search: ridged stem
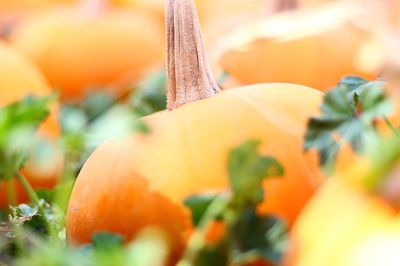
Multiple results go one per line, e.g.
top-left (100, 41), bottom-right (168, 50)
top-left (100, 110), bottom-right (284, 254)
top-left (166, 0), bottom-right (220, 110)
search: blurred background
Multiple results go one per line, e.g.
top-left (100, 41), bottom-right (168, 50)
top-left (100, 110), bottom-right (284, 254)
top-left (1, 1), bottom-right (400, 265)
top-left (0, 0), bottom-right (399, 100)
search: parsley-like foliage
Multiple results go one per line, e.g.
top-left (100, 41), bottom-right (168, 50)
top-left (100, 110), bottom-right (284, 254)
top-left (304, 76), bottom-right (392, 170)
top-left (0, 96), bottom-right (52, 180)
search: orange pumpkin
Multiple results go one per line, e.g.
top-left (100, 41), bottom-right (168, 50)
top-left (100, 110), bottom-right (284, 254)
top-left (10, 0), bottom-right (164, 101)
top-left (67, 0), bottom-right (323, 260)
top-left (286, 141), bottom-right (400, 266)
top-left (0, 40), bottom-right (61, 208)
top-left (217, 2), bottom-right (384, 91)
top-left (112, 0), bottom-right (279, 45)
top-left (0, 0), bottom-right (73, 38)
top-left (112, 0), bottom-right (275, 24)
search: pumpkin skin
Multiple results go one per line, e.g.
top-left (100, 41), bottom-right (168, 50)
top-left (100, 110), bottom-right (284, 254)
top-left (0, 40), bottom-right (61, 208)
top-left (218, 3), bottom-right (383, 91)
top-left (111, 0), bottom-right (277, 46)
top-left (67, 83), bottom-right (323, 251)
top-left (10, 5), bottom-right (164, 100)
top-left (66, 139), bottom-right (192, 264)
top-left (286, 157), bottom-right (400, 266)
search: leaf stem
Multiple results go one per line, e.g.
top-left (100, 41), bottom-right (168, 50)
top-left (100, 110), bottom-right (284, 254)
top-left (9, 221), bottom-right (24, 256)
top-left (177, 194), bottom-right (228, 266)
top-left (15, 172), bottom-right (59, 242)
top-left (383, 115), bottom-right (400, 137)
top-left (6, 179), bottom-right (16, 207)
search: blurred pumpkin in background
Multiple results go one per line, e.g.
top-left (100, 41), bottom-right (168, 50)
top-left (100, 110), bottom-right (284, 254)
top-left (0, 0), bottom-right (73, 38)
top-left (195, 0), bottom-right (276, 40)
top-left (0, 40), bottom-right (61, 208)
top-left (111, 0), bottom-right (279, 43)
top-left (10, 0), bottom-right (164, 101)
top-left (216, 2), bottom-right (385, 91)
top-left (286, 138), bottom-right (400, 266)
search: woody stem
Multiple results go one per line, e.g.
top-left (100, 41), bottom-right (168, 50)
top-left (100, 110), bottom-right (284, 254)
top-left (166, 0), bottom-right (220, 110)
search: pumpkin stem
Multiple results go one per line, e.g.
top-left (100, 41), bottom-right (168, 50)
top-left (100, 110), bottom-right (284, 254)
top-left (166, 0), bottom-right (220, 110)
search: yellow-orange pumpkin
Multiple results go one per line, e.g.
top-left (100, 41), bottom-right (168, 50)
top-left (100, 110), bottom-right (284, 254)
top-left (217, 2), bottom-right (384, 91)
top-left (0, 40), bottom-right (61, 208)
top-left (10, 0), bottom-right (164, 100)
top-left (67, 0), bottom-right (323, 261)
top-left (286, 145), bottom-right (400, 266)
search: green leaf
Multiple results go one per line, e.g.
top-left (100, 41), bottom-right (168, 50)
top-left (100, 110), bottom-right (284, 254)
top-left (132, 120), bottom-right (150, 134)
top-left (228, 140), bottom-right (284, 207)
top-left (81, 91), bottom-right (116, 121)
top-left (304, 76), bottom-right (392, 170)
top-left (131, 71), bottom-right (167, 117)
top-left (9, 201), bottom-right (56, 236)
top-left (10, 204), bottom-right (39, 223)
top-left (195, 241), bottom-right (229, 266)
top-left (0, 95), bottom-right (53, 180)
top-left (15, 243), bottom-right (92, 266)
top-left (0, 209), bottom-right (7, 221)
top-left (231, 208), bottom-right (288, 265)
top-left (92, 232), bottom-right (124, 250)
top-left (184, 194), bottom-right (220, 226)
top-left (35, 189), bottom-right (56, 204)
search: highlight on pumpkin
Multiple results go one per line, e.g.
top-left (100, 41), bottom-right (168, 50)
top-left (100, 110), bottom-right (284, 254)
top-left (0, 0), bottom-right (400, 265)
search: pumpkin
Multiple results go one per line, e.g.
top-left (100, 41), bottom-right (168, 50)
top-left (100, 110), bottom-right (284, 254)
top-left (0, 40), bottom-right (61, 208)
top-left (112, 0), bottom-right (278, 44)
top-left (217, 2), bottom-right (384, 91)
top-left (67, 0), bottom-right (323, 261)
top-left (10, 0), bottom-right (164, 101)
top-left (0, 0), bottom-right (73, 39)
top-left (286, 139), bottom-right (400, 266)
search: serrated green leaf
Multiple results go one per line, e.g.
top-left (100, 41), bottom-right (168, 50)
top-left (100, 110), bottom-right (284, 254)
top-left (338, 76), bottom-right (369, 92)
top-left (0, 96), bottom-right (53, 180)
top-left (304, 76), bottom-right (393, 170)
top-left (184, 194), bottom-right (220, 226)
top-left (231, 208), bottom-right (288, 265)
top-left (228, 140), bottom-right (284, 207)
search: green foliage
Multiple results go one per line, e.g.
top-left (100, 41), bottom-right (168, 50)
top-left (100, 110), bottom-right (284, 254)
top-left (195, 242), bottom-right (229, 266)
top-left (13, 230), bottom-right (169, 266)
top-left (0, 96), bottom-right (52, 180)
top-left (184, 194), bottom-right (220, 227)
top-left (228, 140), bottom-right (284, 208)
top-left (361, 136), bottom-right (400, 192)
top-left (131, 71), bottom-right (167, 116)
top-left (92, 232), bottom-right (124, 250)
top-left (80, 91), bottom-right (116, 122)
top-left (231, 209), bottom-right (288, 264)
top-left (9, 201), bottom-right (57, 237)
top-left (59, 91), bottom-right (150, 183)
top-left (183, 140), bottom-right (287, 266)
top-left (304, 76), bottom-right (392, 171)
